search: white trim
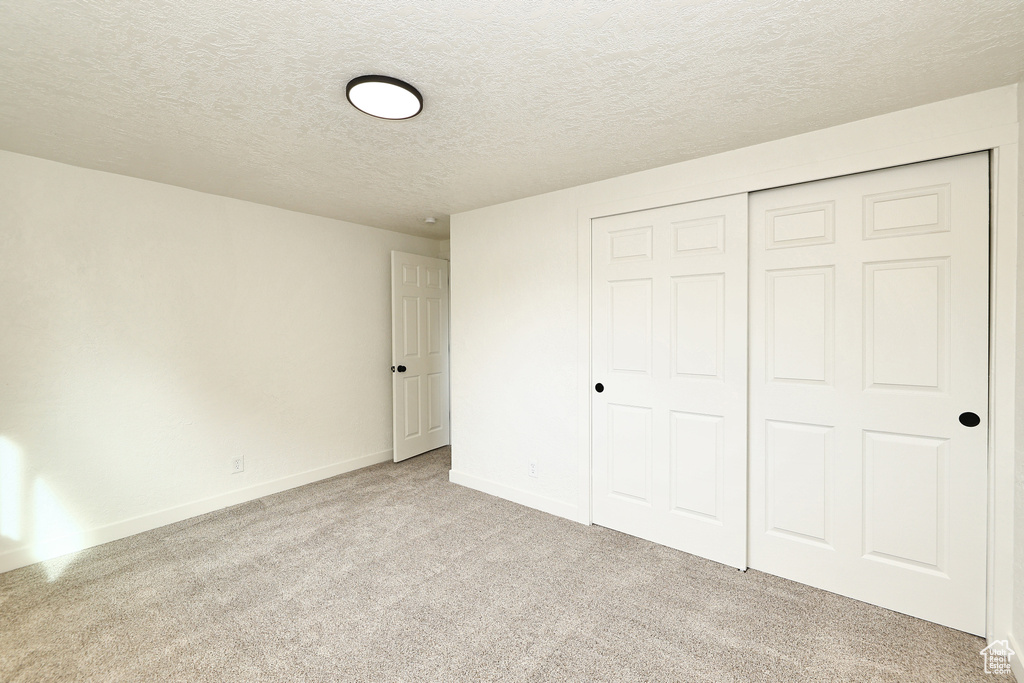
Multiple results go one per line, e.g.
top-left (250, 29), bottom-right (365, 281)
top-left (576, 203), bottom-right (592, 525)
top-left (987, 143), bottom-right (1018, 644)
top-left (575, 86), bottom-right (1017, 643)
top-left (0, 448), bottom-right (394, 575)
top-left (1006, 633), bottom-right (1024, 681)
top-left (449, 469), bottom-right (578, 521)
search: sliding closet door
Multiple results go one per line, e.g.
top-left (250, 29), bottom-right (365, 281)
top-left (748, 153), bottom-right (989, 634)
top-left (591, 194), bottom-right (748, 569)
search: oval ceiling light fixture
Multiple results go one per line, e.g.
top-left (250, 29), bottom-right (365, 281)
top-left (346, 75), bottom-right (423, 120)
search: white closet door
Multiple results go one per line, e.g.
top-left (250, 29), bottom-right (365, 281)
top-left (592, 194), bottom-right (748, 569)
top-left (748, 153), bottom-right (989, 635)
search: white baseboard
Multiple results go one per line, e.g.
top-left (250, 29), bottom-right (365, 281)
top-left (448, 469), bottom-right (577, 521)
top-left (1006, 633), bottom-right (1023, 681)
top-left (0, 449), bottom-right (393, 575)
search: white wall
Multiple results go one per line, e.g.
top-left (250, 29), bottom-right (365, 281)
top-left (1014, 77), bottom-right (1024, 678)
top-left (449, 190), bottom-right (581, 517)
top-left (0, 150), bottom-right (440, 573)
top-left (450, 85), bottom-right (1019, 641)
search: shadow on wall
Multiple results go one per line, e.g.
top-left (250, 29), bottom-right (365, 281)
top-left (0, 436), bottom-right (83, 581)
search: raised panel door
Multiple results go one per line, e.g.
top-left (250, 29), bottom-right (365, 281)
top-left (392, 252), bottom-right (450, 462)
top-left (592, 194), bottom-right (748, 569)
top-left (748, 152), bottom-right (988, 635)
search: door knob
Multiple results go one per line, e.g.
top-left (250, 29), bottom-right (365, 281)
top-left (958, 412), bottom-right (980, 427)
top-left (397, 365), bottom-right (407, 373)
top-left (391, 366), bottom-right (396, 373)
top-left (595, 383), bottom-right (604, 393)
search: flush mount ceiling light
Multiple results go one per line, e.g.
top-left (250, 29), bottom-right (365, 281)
top-left (346, 75), bottom-right (423, 120)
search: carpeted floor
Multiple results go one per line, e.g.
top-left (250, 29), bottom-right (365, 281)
top-left (0, 447), bottom-right (996, 682)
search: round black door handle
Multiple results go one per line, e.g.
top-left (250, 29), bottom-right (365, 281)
top-left (959, 412), bottom-right (980, 427)
top-left (595, 383), bottom-right (604, 393)
top-left (397, 365), bottom-right (407, 373)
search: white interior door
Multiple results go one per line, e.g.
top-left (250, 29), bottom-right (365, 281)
top-left (748, 152), bottom-right (989, 634)
top-left (392, 251), bottom-right (449, 462)
top-left (591, 194), bottom-right (748, 569)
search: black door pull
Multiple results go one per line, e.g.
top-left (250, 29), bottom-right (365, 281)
top-left (595, 383), bottom-right (604, 393)
top-left (959, 412), bottom-right (980, 427)
top-left (397, 365), bottom-right (407, 373)
top-left (391, 366), bottom-right (396, 372)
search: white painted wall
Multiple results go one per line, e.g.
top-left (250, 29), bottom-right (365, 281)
top-left (449, 189), bottom-right (581, 518)
top-left (450, 85), bottom-right (1019, 643)
top-left (1013, 78), bottom-right (1024, 680)
top-left (0, 150), bottom-right (441, 573)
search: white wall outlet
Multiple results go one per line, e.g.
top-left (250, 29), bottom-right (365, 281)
top-left (528, 460), bottom-right (538, 478)
top-left (231, 456), bottom-right (244, 474)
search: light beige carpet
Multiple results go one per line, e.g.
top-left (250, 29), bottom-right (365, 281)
top-left (0, 447), bottom-right (996, 682)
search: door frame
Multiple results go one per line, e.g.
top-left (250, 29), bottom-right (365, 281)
top-left (575, 95), bottom-right (1018, 644)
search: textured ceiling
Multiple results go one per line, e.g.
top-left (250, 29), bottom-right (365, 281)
top-left (1, 0), bottom-right (1022, 238)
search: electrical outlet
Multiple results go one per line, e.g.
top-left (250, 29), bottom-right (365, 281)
top-left (528, 461), bottom-right (538, 478)
top-left (231, 456), bottom-right (244, 474)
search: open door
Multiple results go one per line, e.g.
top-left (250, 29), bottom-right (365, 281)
top-left (391, 251), bottom-right (450, 462)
